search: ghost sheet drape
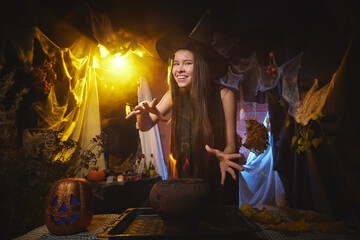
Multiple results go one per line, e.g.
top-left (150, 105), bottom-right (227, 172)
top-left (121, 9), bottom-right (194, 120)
top-left (137, 76), bottom-right (168, 179)
top-left (239, 112), bottom-right (285, 207)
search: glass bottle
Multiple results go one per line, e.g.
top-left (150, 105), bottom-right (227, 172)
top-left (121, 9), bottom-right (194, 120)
top-left (149, 154), bottom-right (155, 178)
top-left (142, 154), bottom-right (148, 178)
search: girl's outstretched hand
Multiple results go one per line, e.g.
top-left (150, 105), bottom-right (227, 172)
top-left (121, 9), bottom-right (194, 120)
top-left (205, 145), bottom-right (244, 185)
top-left (125, 98), bottom-right (169, 122)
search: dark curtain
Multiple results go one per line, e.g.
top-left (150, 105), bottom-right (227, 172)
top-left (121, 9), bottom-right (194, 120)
top-left (268, 2), bottom-right (360, 230)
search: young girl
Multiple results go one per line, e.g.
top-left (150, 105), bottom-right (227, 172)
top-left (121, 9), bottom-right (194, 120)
top-left (126, 35), bottom-right (244, 205)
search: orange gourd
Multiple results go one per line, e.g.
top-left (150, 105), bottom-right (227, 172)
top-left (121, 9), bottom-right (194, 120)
top-left (87, 167), bottom-right (106, 182)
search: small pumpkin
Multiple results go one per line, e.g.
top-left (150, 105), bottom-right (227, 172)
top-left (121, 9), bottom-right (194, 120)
top-left (87, 167), bottom-right (106, 182)
top-left (44, 178), bottom-right (94, 235)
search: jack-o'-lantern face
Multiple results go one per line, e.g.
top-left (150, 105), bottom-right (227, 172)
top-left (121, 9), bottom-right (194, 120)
top-left (50, 194), bottom-right (81, 225)
top-left (44, 178), bottom-right (94, 236)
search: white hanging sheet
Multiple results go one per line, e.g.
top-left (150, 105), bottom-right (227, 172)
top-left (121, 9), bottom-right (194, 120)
top-left (137, 76), bottom-right (168, 179)
top-left (239, 112), bottom-right (285, 208)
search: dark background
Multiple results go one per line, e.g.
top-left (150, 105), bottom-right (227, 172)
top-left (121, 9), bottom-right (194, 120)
top-left (2, 0), bottom-right (358, 85)
top-left (2, 0), bottom-right (356, 58)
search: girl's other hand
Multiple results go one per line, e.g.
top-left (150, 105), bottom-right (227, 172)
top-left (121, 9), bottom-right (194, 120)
top-left (205, 145), bottom-right (244, 185)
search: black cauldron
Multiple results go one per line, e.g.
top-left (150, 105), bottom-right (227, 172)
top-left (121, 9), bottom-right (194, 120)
top-left (149, 178), bottom-right (209, 232)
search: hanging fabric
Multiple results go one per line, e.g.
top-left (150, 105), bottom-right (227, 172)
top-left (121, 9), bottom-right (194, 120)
top-left (137, 76), bottom-right (168, 179)
top-left (294, 77), bottom-right (334, 126)
top-left (239, 112), bottom-right (285, 208)
top-left (4, 26), bottom-right (106, 176)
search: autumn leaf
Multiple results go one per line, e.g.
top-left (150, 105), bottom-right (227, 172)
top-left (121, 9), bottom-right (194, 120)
top-left (312, 137), bottom-right (323, 148)
top-left (310, 112), bottom-right (325, 121)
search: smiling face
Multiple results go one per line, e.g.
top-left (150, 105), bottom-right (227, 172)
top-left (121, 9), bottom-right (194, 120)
top-left (172, 49), bottom-right (194, 89)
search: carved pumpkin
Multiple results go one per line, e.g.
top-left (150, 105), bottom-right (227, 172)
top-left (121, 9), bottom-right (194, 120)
top-left (44, 178), bottom-right (94, 235)
top-left (87, 168), bottom-right (106, 182)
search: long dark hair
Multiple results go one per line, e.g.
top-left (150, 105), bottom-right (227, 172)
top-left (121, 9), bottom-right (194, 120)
top-left (169, 49), bottom-right (218, 178)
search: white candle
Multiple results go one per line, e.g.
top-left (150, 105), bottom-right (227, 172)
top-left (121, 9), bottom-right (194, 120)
top-left (117, 175), bottom-right (124, 182)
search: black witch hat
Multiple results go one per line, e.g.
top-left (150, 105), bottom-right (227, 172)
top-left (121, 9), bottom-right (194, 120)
top-left (156, 34), bottom-right (228, 79)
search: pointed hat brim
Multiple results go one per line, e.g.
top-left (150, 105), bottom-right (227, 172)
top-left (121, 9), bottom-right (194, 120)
top-left (156, 34), bottom-right (228, 79)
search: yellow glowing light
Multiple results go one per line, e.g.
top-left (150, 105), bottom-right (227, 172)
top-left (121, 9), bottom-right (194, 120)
top-left (93, 45), bottom-right (147, 94)
top-left (113, 52), bottom-right (130, 67)
top-left (98, 44), bottom-right (110, 58)
top-left (125, 105), bottom-right (131, 115)
top-left (131, 49), bottom-right (144, 58)
top-left (114, 56), bottom-right (125, 66)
